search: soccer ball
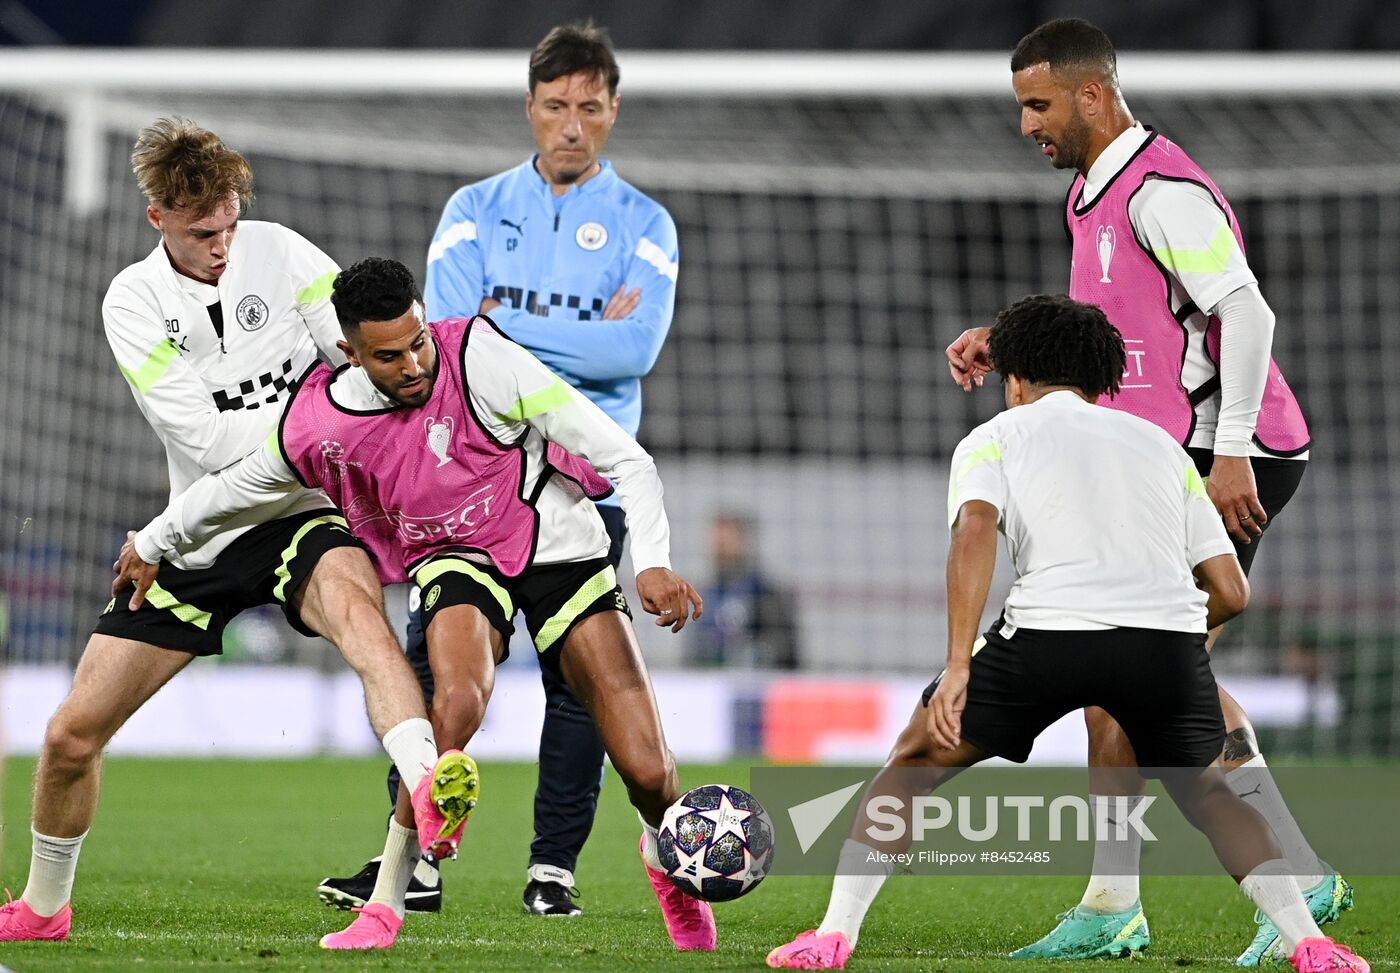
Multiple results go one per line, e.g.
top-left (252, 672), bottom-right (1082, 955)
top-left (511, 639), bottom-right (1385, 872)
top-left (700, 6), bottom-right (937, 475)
top-left (657, 783), bottom-right (774, 902)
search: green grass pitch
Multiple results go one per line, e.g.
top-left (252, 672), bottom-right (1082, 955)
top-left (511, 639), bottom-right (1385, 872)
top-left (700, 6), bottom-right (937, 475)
top-left (0, 757), bottom-right (1395, 971)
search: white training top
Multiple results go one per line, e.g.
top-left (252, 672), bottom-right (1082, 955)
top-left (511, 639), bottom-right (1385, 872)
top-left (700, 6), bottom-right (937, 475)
top-left (948, 391), bottom-right (1236, 633)
top-left (104, 221), bottom-right (344, 568)
top-left (1083, 123), bottom-right (1304, 459)
top-left (135, 325), bottom-right (672, 573)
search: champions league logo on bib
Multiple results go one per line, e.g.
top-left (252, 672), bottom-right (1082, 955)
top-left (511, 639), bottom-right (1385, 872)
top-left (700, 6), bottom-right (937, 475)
top-left (575, 222), bottom-right (608, 251)
top-left (237, 294), bottom-right (270, 331)
top-left (1096, 225), bottom-right (1116, 283)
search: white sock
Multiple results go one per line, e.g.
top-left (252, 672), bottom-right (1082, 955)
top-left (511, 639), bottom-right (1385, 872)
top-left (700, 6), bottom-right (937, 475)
top-left (1240, 859), bottom-right (1323, 954)
top-left (1079, 794), bottom-right (1144, 914)
top-left (367, 819), bottom-right (420, 919)
top-left (815, 840), bottom-right (894, 948)
top-left (1227, 756), bottom-right (1326, 889)
top-left (639, 816), bottom-right (663, 871)
top-left (22, 829), bottom-right (87, 916)
top-left (382, 718), bottom-right (438, 796)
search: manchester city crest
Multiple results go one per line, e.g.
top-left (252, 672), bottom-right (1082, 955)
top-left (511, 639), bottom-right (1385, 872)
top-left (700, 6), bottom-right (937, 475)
top-left (575, 222), bottom-right (608, 251)
top-left (236, 294), bottom-right (270, 331)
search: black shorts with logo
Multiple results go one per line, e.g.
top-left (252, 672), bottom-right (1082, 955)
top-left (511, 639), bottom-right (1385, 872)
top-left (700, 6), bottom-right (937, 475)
top-left (412, 554), bottom-right (630, 676)
top-left (94, 509), bottom-right (363, 656)
top-left (1186, 449), bottom-right (1306, 576)
top-left (921, 620), bottom-right (1224, 772)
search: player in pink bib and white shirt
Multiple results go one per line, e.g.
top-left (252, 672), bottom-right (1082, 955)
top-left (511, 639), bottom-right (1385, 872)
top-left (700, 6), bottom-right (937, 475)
top-left (117, 257), bottom-right (715, 954)
top-left (945, 19), bottom-right (1351, 968)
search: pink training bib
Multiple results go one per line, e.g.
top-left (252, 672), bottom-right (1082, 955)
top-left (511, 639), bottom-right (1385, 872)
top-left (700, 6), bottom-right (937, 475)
top-left (280, 316), bottom-right (613, 582)
top-left (1067, 131), bottom-right (1309, 455)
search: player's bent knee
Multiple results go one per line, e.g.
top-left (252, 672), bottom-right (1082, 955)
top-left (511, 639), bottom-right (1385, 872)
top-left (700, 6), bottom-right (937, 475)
top-left (42, 711), bottom-right (104, 772)
top-left (615, 749), bottom-right (676, 800)
top-left (431, 681), bottom-right (488, 742)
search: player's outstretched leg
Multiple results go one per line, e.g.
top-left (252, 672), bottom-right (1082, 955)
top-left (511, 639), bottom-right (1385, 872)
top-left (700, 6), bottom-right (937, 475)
top-left (1011, 708), bottom-right (1152, 961)
top-left (320, 602), bottom-right (498, 950)
top-left (556, 610), bottom-right (716, 952)
top-left (1, 634), bottom-right (194, 943)
top-left (768, 702), bottom-right (983, 970)
top-left (317, 602), bottom-right (444, 913)
top-left (1159, 768), bottom-right (1368, 973)
top-left (1218, 696), bottom-right (1353, 966)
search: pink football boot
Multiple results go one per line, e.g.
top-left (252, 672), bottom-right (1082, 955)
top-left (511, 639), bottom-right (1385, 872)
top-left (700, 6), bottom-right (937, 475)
top-left (319, 903), bottom-right (403, 950)
top-left (1290, 936), bottom-right (1369, 973)
top-left (0, 896), bottom-right (71, 941)
top-left (410, 750), bottom-right (480, 860)
top-left (639, 834), bottom-right (716, 951)
top-left (767, 929), bottom-right (854, 970)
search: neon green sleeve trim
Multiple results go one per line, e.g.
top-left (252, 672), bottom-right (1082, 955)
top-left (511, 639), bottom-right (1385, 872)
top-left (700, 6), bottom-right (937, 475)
top-left (1153, 221), bottom-right (1238, 275)
top-left (296, 271), bottom-right (338, 306)
top-left (119, 338), bottom-right (180, 396)
top-left (494, 378), bottom-right (574, 424)
top-left (1185, 463), bottom-right (1209, 500)
top-left (265, 429), bottom-right (287, 466)
top-left (948, 441), bottom-right (1003, 521)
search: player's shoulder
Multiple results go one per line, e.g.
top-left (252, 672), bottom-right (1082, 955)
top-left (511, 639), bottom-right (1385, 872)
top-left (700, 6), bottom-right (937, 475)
top-left (954, 412), bottom-right (1009, 457)
top-left (1132, 174), bottom-right (1221, 217)
top-left (238, 219), bottom-right (317, 255)
top-left (103, 244), bottom-right (167, 312)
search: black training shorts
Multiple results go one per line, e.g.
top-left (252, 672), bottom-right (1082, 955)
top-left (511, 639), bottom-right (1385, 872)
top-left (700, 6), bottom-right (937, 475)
top-left (922, 620), bottom-right (1224, 772)
top-left (412, 555), bottom-right (630, 675)
top-left (95, 509), bottom-right (363, 656)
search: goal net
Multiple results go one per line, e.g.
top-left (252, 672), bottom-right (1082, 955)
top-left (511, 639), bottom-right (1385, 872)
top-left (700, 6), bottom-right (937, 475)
top-left (1, 52), bottom-right (1397, 757)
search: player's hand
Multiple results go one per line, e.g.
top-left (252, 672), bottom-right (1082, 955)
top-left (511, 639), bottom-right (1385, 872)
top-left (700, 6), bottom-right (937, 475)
top-left (946, 327), bottom-right (993, 391)
top-left (927, 665), bottom-right (969, 750)
top-left (112, 531), bottom-right (159, 610)
top-left (602, 284), bottom-right (641, 320)
top-left (1208, 454), bottom-right (1266, 543)
top-left (477, 296), bottom-right (503, 315)
top-left (636, 567), bottom-right (703, 633)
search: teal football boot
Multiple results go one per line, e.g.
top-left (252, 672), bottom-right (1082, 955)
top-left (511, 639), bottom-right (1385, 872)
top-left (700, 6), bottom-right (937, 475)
top-left (1009, 903), bottom-right (1150, 960)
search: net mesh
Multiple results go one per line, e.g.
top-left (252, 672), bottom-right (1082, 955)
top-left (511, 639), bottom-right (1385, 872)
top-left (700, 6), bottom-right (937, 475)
top-left (2, 86), bottom-right (1398, 755)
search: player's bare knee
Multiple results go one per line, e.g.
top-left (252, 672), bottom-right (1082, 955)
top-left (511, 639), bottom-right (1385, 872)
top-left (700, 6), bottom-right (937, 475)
top-left (616, 748), bottom-right (675, 802)
top-left (431, 681), bottom-right (487, 744)
top-left (42, 710), bottom-right (103, 774)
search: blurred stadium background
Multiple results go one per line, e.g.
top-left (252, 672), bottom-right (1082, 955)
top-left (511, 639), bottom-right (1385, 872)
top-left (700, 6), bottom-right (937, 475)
top-left (1, 0), bottom-right (1398, 766)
